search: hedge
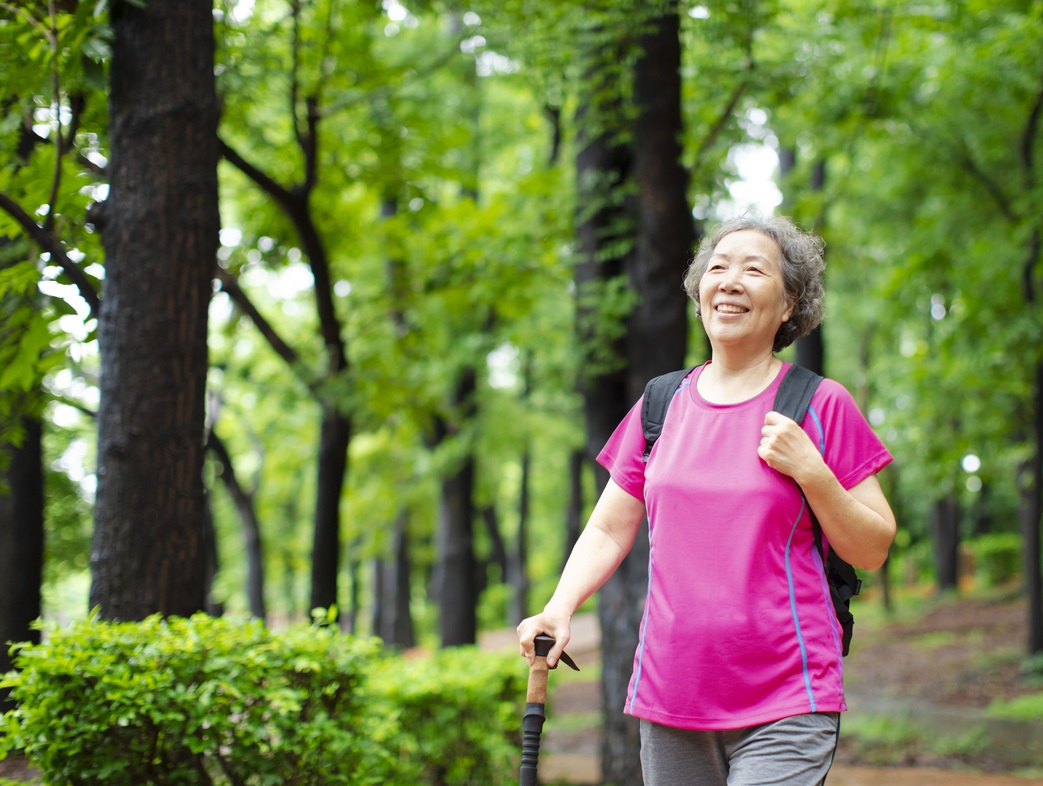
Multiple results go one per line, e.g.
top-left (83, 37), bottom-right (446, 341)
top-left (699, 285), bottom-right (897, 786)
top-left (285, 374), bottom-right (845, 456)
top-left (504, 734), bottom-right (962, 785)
top-left (0, 613), bottom-right (526, 785)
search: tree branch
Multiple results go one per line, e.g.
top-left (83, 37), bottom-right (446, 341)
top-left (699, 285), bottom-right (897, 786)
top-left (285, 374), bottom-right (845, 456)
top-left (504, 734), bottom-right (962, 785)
top-left (0, 2), bottom-right (49, 38)
top-left (691, 10), bottom-right (759, 178)
top-left (220, 137), bottom-right (346, 380)
top-left (213, 266), bottom-right (319, 395)
top-left (1021, 70), bottom-right (1043, 303)
top-left (691, 78), bottom-right (748, 177)
top-left (0, 190), bottom-right (101, 319)
top-left (302, 95), bottom-right (319, 194)
top-left (1021, 69), bottom-right (1043, 190)
top-left (218, 138), bottom-right (296, 213)
top-left (42, 0), bottom-right (62, 236)
top-left (950, 135), bottom-right (1015, 221)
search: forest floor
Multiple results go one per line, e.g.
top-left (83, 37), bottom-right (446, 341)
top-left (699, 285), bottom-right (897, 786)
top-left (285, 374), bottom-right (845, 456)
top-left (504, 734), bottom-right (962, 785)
top-left (500, 584), bottom-right (1043, 785)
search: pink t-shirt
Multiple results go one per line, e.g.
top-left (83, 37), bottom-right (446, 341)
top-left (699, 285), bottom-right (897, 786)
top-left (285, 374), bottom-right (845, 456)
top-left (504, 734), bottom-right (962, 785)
top-left (597, 362), bottom-right (893, 731)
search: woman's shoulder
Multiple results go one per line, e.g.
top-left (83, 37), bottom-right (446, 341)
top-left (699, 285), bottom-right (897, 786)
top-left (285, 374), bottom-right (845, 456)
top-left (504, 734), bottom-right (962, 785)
top-left (810, 374), bottom-right (877, 426)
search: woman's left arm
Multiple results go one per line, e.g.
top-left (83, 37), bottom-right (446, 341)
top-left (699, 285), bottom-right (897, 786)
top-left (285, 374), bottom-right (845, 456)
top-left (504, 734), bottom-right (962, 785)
top-left (759, 411), bottom-right (897, 570)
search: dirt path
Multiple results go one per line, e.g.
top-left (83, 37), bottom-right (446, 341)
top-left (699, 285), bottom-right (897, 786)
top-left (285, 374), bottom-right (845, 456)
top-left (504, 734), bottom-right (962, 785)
top-left (538, 757), bottom-right (1043, 785)
top-left (488, 597), bottom-right (1043, 785)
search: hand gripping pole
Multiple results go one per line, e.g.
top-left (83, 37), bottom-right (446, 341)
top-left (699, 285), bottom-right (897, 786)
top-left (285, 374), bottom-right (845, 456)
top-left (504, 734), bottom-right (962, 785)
top-left (519, 634), bottom-right (579, 786)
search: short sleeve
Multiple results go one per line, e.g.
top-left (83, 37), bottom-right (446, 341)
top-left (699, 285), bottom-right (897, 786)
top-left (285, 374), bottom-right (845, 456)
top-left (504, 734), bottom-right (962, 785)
top-left (596, 398), bottom-right (649, 502)
top-left (808, 378), bottom-right (893, 490)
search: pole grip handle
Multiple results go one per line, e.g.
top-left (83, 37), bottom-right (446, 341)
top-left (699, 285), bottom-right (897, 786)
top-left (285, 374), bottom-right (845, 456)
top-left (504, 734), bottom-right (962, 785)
top-left (525, 653), bottom-right (550, 704)
top-left (518, 702), bottom-right (546, 786)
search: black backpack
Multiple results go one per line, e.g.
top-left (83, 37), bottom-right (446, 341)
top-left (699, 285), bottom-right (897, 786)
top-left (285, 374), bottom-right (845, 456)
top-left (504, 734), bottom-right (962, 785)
top-left (640, 364), bottom-right (862, 657)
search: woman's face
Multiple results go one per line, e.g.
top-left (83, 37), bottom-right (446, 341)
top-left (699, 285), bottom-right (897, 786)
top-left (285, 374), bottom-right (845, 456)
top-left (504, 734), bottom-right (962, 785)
top-left (698, 230), bottom-right (793, 353)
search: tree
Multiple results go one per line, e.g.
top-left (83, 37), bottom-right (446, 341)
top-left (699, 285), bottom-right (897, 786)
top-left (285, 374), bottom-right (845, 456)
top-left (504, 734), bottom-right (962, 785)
top-left (572, 3), bottom-right (692, 780)
top-left (0, 1), bottom-right (108, 649)
top-left (89, 0), bottom-right (219, 618)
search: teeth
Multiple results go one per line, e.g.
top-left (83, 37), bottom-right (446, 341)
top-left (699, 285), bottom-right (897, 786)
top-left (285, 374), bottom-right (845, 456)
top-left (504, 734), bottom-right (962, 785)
top-left (716, 304), bottom-right (747, 314)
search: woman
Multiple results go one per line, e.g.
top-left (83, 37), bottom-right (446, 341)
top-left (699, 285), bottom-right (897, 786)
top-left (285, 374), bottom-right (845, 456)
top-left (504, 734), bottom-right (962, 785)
top-left (517, 214), bottom-right (896, 785)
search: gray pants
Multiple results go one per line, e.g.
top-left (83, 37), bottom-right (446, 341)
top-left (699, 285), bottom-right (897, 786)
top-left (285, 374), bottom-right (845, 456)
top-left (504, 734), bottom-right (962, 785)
top-left (639, 713), bottom-right (840, 786)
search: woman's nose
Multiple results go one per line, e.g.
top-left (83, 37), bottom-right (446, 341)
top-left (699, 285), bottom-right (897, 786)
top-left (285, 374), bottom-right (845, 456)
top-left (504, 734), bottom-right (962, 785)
top-left (719, 271), bottom-right (742, 291)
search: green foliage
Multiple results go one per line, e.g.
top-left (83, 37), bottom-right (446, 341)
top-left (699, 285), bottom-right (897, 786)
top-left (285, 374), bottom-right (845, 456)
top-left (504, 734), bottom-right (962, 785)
top-left (988, 691), bottom-right (1043, 722)
top-left (2, 0), bottom-right (1041, 657)
top-left (0, 613), bottom-right (527, 786)
top-left (368, 647), bottom-right (525, 784)
top-left (841, 712), bottom-right (989, 765)
top-left (970, 533), bottom-right (1024, 588)
top-left (0, 614), bottom-right (384, 784)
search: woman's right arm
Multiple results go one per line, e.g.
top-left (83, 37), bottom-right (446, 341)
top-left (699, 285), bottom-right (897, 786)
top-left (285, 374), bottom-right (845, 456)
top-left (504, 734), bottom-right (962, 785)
top-left (516, 478), bottom-right (646, 668)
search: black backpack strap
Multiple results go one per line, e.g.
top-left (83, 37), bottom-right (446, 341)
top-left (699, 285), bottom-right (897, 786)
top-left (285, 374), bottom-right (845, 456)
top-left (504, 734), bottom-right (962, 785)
top-left (775, 364), bottom-right (863, 655)
top-left (772, 363), bottom-right (823, 424)
top-left (641, 367), bottom-right (696, 462)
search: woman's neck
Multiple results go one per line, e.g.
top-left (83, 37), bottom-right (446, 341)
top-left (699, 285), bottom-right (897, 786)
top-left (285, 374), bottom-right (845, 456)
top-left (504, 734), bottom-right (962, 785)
top-left (698, 351), bottom-right (782, 405)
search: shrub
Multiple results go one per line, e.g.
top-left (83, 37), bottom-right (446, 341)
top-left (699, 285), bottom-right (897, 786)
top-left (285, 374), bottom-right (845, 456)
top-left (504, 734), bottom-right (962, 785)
top-left (370, 647), bottom-right (524, 785)
top-left (0, 613), bottom-right (387, 785)
top-left (970, 533), bottom-right (1022, 588)
top-left (0, 614), bottom-right (526, 785)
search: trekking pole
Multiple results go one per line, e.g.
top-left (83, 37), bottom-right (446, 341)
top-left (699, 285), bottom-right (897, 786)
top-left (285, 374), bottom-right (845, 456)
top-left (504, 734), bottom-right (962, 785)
top-left (519, 634), bottom-right (579, 786)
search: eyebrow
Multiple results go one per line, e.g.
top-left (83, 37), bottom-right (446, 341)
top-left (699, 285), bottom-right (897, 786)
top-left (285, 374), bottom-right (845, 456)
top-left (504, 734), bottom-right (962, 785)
top-left (708, 251), bottom-right (775, 263)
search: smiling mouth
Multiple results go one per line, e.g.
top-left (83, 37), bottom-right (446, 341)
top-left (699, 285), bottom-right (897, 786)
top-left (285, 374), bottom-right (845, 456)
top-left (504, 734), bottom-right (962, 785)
top-left (715, 304), bottom-right (748, 314)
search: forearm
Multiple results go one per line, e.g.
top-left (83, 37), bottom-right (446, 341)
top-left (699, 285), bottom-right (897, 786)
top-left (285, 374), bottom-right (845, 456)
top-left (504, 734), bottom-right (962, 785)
top-left (798, 467), bottom-right (896, 570)
top-left (543, 516), bottom-right (638, 617)
top-left (517, 479), bottom-right (645, 666)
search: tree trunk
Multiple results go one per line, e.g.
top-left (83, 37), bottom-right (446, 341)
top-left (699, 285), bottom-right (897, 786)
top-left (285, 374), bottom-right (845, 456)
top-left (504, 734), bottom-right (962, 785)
top-left (434, 369), bottom-right (479, 647)
top-left (575, 134), bottom-right (634, 773)
top-left (931, 496), bottom-right (960, 593)
top-left (372, 511), bottom-right (415, 648)
top-left (91, 0), bottom-right (218, 620)
top-left (507, 452), bottom-right (531, 625)
top-left (435, 454), bottom-right (478, 646)
top-left (0, 417), bottom-right (44, 712)
top-left (1022, 361), bottom-right (1043, 654)
top-left (1021, 213), bottom-right (1042, 653)
top-left (795, 330), bottom-right (825, 374)
top-left (208, 431), bottom-right (266, 619)
top-left (309, 406), bottom-right (350, 614)
top-left (576, 6), bottom-right (691, 783)
top-left (507, 355), bottom-right (534, 623)
top-left (483, 504), bottom-right (509, 588)
top-left (625, 10), bottom-right (693, 392)
top-left (562, 449), bottom-right (585, 573)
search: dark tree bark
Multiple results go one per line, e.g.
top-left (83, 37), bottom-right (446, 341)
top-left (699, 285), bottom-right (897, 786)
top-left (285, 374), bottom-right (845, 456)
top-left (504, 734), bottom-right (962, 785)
top-left (575, 7), bottom-right (692, 783)
top-left (1022, 339), bottom-right (1043, 655)
top-left (778, 149), bottom-right (827, 375)
top-left (506, 354), bottom-right (535, 624)
top-left (481, 504), bottom-right (509, 588)
top-left (370, 194), bottom-right (416, 646)
top-left (507, 453), bottom-right (531, 625)
top-left (433, 369), bottom-right (479, 647)
top-left (624, 13), bottom-right (693, 393)
top-left (310, 405), bottom-right (350, 614)
top-left (1020, 142), bottom-right (1042, 653)
top-left (562, 449), bottom-right (585, 572)
top-left (433, 17), bottom-right (486, 647)
top-left (0, 417), bottom-right (44, 712)
top-left (372, 512), bottom-right (415, 648)
top-left (931, 496), bottom-right (961, 593)
top-left (90, 0), bottom-right (219, 619)
top-left (574, 109), bottom-right (634, 772)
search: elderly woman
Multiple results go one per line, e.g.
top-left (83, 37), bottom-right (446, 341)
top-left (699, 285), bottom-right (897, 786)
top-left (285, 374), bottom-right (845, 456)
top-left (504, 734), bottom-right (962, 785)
top-left (517, 214), bottom-right (896, 785)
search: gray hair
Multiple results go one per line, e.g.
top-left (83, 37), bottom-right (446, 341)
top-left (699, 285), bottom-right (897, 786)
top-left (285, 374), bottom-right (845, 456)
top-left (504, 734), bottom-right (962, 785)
top-left (683, 214), bottom-right (826, 352)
